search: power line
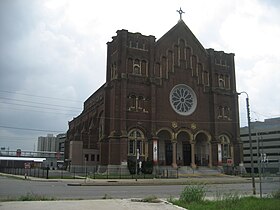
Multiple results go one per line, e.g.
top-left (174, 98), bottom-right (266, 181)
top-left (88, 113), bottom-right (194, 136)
top-left (0, 101), bottom-right (80, 112)
top-left (0, 106), bottom-right (79, 116)
top-left (0, 96), bottom-right (81, 110)
top-left (0, 90), bottom-right (83, 103)
top-left (0, 125), bottom-right (65, 133)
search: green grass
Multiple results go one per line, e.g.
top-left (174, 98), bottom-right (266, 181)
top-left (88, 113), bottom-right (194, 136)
top-left (0, 193), bottom-right (55, 202)
top-left (171, 197), bottom-right (280, 210)
top-left (170, 185), bottom-right (280, 210)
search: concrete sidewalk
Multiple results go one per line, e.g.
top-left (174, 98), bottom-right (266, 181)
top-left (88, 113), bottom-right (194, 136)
top-left (0, 172), bottom-right (252, 186)
top-left (0, 199), bottom-right (184, 210)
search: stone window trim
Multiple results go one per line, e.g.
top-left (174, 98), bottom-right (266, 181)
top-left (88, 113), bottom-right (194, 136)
top-left (127, 94), bottom-right (148, 113)
top-left (217, 106), bottom-right (231, 120)
top-left (127, 129), bottom-right (145, 156)
top-left (219, 135), bottom-right (231, 159)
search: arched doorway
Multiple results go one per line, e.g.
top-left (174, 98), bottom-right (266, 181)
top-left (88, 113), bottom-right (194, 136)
top-left (177, 131), bottom-right (191, 166)
top-left (157, 130), bottom-right (172, 166)
top-left (195, 133), bottom-right (209, 166)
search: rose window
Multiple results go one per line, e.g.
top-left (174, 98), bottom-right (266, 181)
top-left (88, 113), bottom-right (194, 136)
top-left (169, 84), bottom-right (197, 116)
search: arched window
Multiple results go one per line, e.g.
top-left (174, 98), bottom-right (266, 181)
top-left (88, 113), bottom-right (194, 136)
top-left (203, 71), bottom-right (209, 86)
top-left (219, 135), bottom-right (231, 161)
top-left (218, 106), bottom-right (223, 119)
top-left (219, 74), bottom-right (225, 88)
top-left (128, 95), bottom-right (136, 111)
top-left (138, 96), bottom-right (144, 111)
top-left (133, 59), bottom-right (141, 74)
top-left (111, 62), bottom-right (117, 80)
top-left (225, 75), bottom-right (231, 89)
top-left (128, 129), bottom-right (145, 155)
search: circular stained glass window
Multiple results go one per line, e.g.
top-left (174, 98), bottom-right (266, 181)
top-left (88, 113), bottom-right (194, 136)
top-left (169, 84), bottom-right (197, 116)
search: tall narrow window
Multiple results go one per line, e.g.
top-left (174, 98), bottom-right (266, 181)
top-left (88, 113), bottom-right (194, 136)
top-left (162, 56), bottom-right (167, 78)
top-left (128, 129), bottom-right (144, 155)
top-left (186, 47), bottom-right (191, 69)
top-left (155, 62), bottom-right (161, 77)
top-left (218, 74), bottom-right (225, 88)
top-left (98, 117), bottom-right (104, 140)
top-left (218, 106), bottom-right (223, 119)
top-left (219, 135), bottom-right (231, 161)
top-left (138, 96), bottom-right (144, 111)
top-left (203, 71), bottom-right (209, 86)
top-left (133, 59), bottom-right (141, 74)
top-left (167, 50), bottom-right (173, 72)
top-left (191, 55), bottom-right (197, 76)
top-left (225, 75), bottom-right (231, 89)
top-left (141, 60), bottom-right (147, 76)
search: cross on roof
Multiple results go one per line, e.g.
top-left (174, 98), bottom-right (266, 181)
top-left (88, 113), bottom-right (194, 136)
top-left (177, 7), bottom-right (185, 21)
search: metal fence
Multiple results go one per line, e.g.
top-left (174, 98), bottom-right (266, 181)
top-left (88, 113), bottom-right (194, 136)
top-left (0, 166), bottom-right (179, 179)
top-left (0, 167), bottom-right (49, 179)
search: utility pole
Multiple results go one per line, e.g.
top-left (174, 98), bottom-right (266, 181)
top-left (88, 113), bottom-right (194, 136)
top-left (239, 91), bottom-right (256, 195)
top-left (134, 130), bottom-right (138, 181)
top-left (257, 133), bottom-right (262, 198)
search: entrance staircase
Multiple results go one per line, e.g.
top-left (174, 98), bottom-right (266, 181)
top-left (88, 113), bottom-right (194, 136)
top-left (178, 166), bottom-right (223, 176)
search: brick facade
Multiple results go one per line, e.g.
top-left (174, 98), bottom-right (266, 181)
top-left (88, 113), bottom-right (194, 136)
top-left (65, 20), bottom-right (243, 168)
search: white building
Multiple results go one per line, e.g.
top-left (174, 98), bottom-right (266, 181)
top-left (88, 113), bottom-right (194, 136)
top-left (240, 117), bottom-right (280, 174)
top-left (37, 134), bottom-right (56, 152)
top-left (37, 133), bottom-right (66, 169)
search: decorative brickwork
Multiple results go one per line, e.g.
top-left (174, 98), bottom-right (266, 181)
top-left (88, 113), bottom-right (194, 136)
top-left (65, 20), bottom-right (242, 168)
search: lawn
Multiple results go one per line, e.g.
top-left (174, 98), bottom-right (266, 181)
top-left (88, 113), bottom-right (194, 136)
top-left (171, 197), bottom-right (280, 210)
top-left (170, 185), bottom-right (280, 210)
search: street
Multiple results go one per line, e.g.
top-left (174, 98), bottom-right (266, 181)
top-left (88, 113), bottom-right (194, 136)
top-left (0, 176), bottom-right (279, 200)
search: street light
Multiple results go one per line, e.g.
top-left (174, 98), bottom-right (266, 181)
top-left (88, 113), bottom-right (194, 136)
top-left (134, 130), bottom-right (139, 181)
top-left (238, 91), bottom-right (256, 195)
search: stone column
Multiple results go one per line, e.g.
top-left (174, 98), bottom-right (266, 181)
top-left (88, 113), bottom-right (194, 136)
top-left (208, 143), bottom-right (212, 167)
top-left (172, 141), bottom-right (177, 168)
top-left (145, 141), bottom-right (149, 160)
top-left (191, 143), bottom-right (196, 168)
top-left (231, 145), bottom-right (234, 164)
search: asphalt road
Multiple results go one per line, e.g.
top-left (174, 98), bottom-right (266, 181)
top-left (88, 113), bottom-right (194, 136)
top-left (0, 176), bottom-right (279, 200)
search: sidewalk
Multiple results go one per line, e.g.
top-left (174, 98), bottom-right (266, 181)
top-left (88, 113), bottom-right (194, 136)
top-left (1, 172), bottom-right (252, 186)
top-left (71, 175), bottom-right (252, 186)
top-left (0, 199), bottom-right (184, 210)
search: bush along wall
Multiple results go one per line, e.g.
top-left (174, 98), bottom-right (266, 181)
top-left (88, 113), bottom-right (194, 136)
top-left (127, 157), bottom-right (153, 175)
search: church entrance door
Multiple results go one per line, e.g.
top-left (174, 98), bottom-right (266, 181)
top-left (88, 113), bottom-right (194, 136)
top-left (165, 142), bottom-right (173, 165)
top-left (195, 133), bottom-right (209, 166)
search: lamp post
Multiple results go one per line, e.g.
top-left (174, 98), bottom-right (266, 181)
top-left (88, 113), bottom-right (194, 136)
top-left (238, 91), bottom-right (256, 195)
top-left (134, 130), bottom-right (138, 181)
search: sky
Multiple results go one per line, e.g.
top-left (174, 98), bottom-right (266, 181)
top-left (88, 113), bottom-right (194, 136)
top-left (0, 0), bottom-right (280, 151)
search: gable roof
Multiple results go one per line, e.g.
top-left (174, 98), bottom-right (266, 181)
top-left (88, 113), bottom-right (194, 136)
top-left (156, 20), bottom-right (208, 55)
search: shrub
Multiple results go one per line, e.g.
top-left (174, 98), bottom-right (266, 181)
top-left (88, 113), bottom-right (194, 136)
top-left (18, 193), bottom-right (55, 201)
top-left (141, 160), bottom-right (153, 174)
top-left (271, 189), bottom-right (280, 199)
top-left (179, 185), bottom-right (205, 203)
top-left (127, 157), bottom-right (138, 175)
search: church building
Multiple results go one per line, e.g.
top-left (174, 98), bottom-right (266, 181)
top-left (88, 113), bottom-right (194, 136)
top-left (65, 13), bottom-right (243, 170)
